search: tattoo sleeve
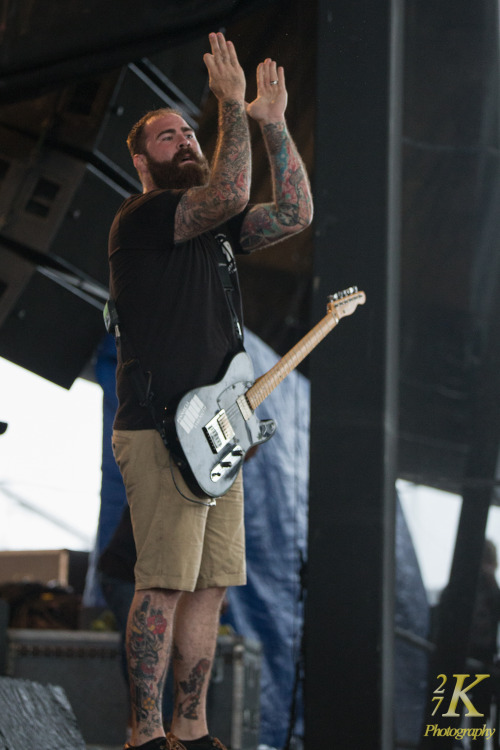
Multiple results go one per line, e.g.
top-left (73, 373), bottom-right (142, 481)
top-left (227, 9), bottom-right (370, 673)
top-left (240, 121), bottom-right (313, 252)
top-left (175, 99), bottom-right (251, 242)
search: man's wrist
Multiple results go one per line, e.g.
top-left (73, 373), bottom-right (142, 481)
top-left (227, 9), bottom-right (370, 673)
top-left (259, 115), bottom-right (286, 127)
top-left (218, 96), bottom-right (246, 107)
top-left (218, 98), bottom-right (247, 124)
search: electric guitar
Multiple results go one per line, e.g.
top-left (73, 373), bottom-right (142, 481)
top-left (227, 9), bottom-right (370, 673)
top-left (170, 287), bottom-right (366, 500)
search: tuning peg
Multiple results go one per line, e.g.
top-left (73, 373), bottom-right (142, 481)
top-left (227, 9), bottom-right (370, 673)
top-left (329, 286), bottom-right (359, 302)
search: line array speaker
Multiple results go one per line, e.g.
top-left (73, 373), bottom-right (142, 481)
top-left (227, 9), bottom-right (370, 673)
top-left (0, 44), bottom-right (207, 387)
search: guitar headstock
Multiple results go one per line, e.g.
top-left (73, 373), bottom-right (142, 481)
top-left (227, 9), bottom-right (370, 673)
top-left (327, 286), bottom-right (366, 318)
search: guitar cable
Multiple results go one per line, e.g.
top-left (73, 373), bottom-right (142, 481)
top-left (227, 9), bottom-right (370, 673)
top-left (168, 451), bottom-right (216, 508)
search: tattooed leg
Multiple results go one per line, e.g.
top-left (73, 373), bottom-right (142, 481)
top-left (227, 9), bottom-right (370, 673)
top-left (171, 586), bottom-right (226, 740)
top-left (126, 588), bottom-right (181, 745)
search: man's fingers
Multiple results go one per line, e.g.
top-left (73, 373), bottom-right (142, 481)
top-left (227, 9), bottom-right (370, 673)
top-left (209, 32), bottom-right (224, 57)
top-left (256, 59), bottom-right (283, 91)
top-left (226, 40), bottom-right (239, 66)
top-left (208, 32), bottom-right (238, 68)
top-left (204, 32), bottom-right (246, 102)
top-left (203, 52), bottom-right (216, 75)
top-left (256, 61), bottom-right (269, 89)
top-left (267, 60), bottom-right (278, 85)
top-left (204, 33), bottom-right (231, 76)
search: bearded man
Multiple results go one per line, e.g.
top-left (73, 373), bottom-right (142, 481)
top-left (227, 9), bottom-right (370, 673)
top-left (108, 31), bottom-right (313, 750)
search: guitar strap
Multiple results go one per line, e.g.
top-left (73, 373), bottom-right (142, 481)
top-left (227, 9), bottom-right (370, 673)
top-left (213, 232), bottom-right (244, 345)
top-left (103, 299), bottom-right (170, 448)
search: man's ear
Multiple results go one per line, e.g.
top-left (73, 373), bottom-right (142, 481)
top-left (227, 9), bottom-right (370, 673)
top-left (133, 153), bottom-right (146, 172)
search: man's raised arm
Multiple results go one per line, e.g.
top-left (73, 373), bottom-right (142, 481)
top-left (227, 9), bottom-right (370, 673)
top-left (174, 32), bottom-right (251, 242)
top-left (240, 58), bottom-right (313, 252)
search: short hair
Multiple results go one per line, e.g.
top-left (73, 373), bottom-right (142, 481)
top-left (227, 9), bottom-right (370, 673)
top-left (126, 107), bottom-right (185, 157)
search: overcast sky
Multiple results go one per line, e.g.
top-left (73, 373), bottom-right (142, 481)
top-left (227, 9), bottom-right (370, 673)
top-left (0, 356), bottom-right (103, 552)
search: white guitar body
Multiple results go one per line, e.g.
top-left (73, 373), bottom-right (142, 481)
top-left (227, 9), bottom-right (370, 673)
top-left (173, 352), bottom-right (276, 498)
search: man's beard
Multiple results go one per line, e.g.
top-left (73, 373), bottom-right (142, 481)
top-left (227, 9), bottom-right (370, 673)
top-left (145, 149), bottom-right (210, 190)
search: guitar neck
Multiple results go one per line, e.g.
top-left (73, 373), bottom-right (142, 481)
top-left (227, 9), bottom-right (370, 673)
top-left (245, 308), bottom-right (339, 411)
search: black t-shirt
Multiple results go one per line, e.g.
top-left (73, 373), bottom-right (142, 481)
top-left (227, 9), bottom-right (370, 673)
top-left (108, 188), bottom-right (249, 430)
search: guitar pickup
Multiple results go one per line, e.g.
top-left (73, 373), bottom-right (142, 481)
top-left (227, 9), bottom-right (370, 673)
top-left (203, 410), bottom-right (235, 454)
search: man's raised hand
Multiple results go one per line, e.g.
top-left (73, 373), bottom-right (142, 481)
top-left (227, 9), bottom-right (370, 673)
top-left (203, 32), bottom-right (246, 103)
top-left (246, 58), bottom-right (288, 125)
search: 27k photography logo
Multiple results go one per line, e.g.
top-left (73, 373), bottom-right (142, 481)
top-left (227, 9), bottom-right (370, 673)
top-left (424, 674), bottom-right (496, 742)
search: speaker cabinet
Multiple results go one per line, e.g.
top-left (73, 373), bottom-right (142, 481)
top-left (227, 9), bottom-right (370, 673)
top-left (0, 51), bottom-right (207, 387)
top-left (0, 675), bottom-right (86, 750)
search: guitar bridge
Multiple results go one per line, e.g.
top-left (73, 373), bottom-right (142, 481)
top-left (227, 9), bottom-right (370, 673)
top-left (203, 410), bottom-right (235, 454)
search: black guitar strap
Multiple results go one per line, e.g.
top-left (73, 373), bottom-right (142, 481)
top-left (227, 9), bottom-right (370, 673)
top-left (213, 232), bottom-right (244, 345)
top-left (103, 299), bottom-right (170, 448)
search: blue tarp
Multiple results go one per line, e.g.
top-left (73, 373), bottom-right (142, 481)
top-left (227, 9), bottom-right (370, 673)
top-left (86, 329), bottom-right (429, 749)
top-left (224, 328), bottom-right (310, 748)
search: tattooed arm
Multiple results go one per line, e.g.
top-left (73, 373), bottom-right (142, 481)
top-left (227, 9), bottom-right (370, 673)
top-left (240, 59), bottom-right (313, 252)
top-left (174, 32), bottom-right (251, 242)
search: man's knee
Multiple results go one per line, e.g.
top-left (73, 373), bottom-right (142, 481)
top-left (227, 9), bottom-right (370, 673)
top-left (191, 585), bottom-right (226, 605)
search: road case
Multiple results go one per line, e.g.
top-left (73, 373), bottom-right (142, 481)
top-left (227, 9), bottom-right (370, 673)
top-left (208, 634), bottom-right (262, 750)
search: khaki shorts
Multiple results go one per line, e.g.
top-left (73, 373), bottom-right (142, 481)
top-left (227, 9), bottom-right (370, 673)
top-left (112, 429), bottom-right (246, 592)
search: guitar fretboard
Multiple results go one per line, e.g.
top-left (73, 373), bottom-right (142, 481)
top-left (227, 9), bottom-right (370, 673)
top-left (245, 309), bottom-right (339, 411)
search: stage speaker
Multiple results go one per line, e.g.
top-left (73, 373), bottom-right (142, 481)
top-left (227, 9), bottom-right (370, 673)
top-left (0, 676), bottom-right (86, 750)
top-left (0, 264), bottom-right (106, 388)
top-left (6, 629), bottom-right (128, 746)
top-left (0, 119), bottom-right (124, 386)
top-left (0, 44), bottom-right (207, 388)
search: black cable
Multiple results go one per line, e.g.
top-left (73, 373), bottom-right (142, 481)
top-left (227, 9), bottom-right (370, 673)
top-left (168, 450), bottom-right (216, 508)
